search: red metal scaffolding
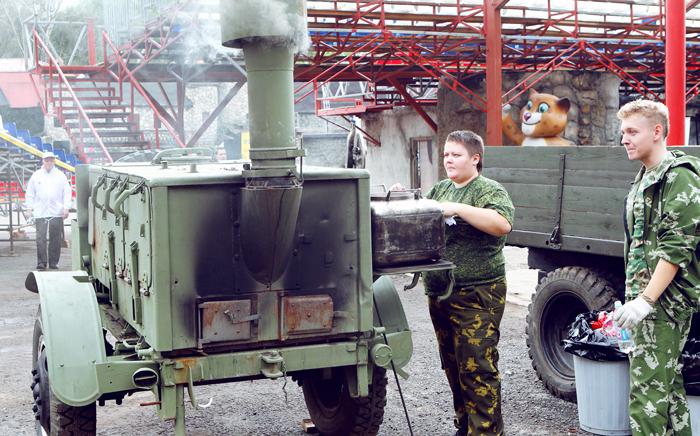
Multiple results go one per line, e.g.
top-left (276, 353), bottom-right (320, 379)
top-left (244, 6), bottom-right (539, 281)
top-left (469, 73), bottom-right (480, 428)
top-left (26, 0), bottom-right (700, 151)
top-left (297, 0), bottom-right (700, 144)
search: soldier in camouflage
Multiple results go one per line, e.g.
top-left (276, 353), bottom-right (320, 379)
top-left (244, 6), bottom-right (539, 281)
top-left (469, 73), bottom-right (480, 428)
top-left (615, 100), bottom-right (700, 436)
top-left (423, 130), bottom-right (514, 436)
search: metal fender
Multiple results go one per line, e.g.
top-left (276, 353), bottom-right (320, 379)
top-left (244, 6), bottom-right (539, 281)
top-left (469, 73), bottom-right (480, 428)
top-left (26, 270), bottom-right (106, 406)
top-left (371, 276), bottom-right (413, 371)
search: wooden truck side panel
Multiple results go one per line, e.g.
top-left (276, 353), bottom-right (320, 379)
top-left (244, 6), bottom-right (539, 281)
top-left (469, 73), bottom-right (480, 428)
top-left (482, 146), bottom-right (675, 257)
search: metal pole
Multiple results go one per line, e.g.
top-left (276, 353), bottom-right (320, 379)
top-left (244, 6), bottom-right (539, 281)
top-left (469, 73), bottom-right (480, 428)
top-left (87, 18), bottom-right (96, 65)
top-left (176, 80), bottom-right (186, 144)
top-left (174, 384), bottom-right (185, 436)
top-left (665, 0), bottom-right (686, 145)
top-left (7, 152), bottom-right (14, 255)
top-left (485, 0), bottom-right (506, 146)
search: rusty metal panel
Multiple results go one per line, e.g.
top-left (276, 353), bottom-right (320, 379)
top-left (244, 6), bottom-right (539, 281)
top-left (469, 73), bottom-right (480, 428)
top-left (281, 295), bottom-right (333, 337)
top-left (199, 300), bottom-right (254, 344)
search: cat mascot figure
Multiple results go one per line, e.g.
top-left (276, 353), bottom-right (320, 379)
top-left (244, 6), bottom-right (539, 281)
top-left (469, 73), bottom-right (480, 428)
top-left (502, 89), bottom-right (574, 146)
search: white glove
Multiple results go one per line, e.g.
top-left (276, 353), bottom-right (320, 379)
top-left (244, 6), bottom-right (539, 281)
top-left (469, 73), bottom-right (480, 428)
top-left (613, 297), bottom-right (653, 330)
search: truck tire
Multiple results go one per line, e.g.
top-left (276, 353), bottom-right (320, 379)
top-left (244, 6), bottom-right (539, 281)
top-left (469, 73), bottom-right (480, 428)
top-left (301, 367), bottom-right (388, 436)
top-left (31, 309), bottom-right (97, 435)
top-left (526, 266), bottom-right (617, 402)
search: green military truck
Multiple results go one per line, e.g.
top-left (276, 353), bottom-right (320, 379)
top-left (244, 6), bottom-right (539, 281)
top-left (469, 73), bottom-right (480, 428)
top-left (483, 145), bottom-right (699, 401)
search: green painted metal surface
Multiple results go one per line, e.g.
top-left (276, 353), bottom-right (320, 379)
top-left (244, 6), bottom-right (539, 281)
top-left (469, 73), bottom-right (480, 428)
top-left (243, 44), bottom-right (296, 158)
top-left (372, 276), bottom-right (412, 370)
top-left (29, 271), bottom-right (106, 407)
top-left (61, 157), bottom-right (410, 410)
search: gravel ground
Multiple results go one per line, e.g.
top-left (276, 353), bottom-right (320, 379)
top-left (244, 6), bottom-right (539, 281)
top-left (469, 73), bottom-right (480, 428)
top-left (0, 234), bottom-right (584, 435)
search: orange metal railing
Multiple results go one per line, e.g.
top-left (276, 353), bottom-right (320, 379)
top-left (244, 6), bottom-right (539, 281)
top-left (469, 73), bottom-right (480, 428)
top-left (32, 30), bottom-right (114, 163)
top-left (102, 31), bottom-right (187, 149)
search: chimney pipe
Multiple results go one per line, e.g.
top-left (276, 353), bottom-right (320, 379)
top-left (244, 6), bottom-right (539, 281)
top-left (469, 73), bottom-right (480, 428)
top-left (221, 0), bottom-right (307, 286)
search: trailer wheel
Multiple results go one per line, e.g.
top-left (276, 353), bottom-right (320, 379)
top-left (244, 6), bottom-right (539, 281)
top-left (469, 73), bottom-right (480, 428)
top-left (301, 367), bottom-right (387, 436)
top-left (526, 267), bottom-right (617, 402)
top-left (31, 308), bottom-right (97, 435)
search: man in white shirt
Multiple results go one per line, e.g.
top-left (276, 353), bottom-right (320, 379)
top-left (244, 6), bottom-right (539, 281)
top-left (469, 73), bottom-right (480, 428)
top-left (25, 151), bottom-right (71, 270)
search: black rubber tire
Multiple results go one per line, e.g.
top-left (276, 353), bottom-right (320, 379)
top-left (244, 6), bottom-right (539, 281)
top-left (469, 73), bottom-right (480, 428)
top-left (301, 367), bottom-right (388, 436)
top-left (49, 390), bottom-right (97, 436)
top-left (32, 308), bottom-right (97, 435)
top-left (525, 266), bottom-right (617, 402)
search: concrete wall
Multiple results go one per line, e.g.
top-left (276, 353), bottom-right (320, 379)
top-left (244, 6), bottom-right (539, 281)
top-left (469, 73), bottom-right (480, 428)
top-left (440, 72), bottom-right (621, 144)
top-left (437, 71), bottom-right (621, 177)
top-left (362, 107), bottom-right (438, 192)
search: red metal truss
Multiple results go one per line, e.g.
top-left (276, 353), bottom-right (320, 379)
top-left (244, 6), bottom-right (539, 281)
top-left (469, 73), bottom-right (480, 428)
top-left (298, 0), bottom-right (700, 129)
top-left (108, 1), bottom-right (194, 74)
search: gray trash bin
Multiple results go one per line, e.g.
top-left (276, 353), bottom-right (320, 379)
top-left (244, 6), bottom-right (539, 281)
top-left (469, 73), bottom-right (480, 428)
top-left (573, 355), bottom-right (631, 435)
top-left (688, 395), bottom-right (700, 435)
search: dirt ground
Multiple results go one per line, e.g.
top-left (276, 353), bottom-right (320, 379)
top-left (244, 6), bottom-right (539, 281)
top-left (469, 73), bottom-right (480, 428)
top-left (0, 232), bottom-right (585, 435)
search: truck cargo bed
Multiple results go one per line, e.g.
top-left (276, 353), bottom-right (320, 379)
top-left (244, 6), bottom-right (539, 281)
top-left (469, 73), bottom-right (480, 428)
top-left (483, 146), bottom-right (700, 258)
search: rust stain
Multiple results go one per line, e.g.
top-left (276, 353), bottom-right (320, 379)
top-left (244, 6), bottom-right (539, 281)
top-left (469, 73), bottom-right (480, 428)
top-left (201, 306), bottom-right (217, 329)
top-left (199, 300), bottom-right (253, 344)
top-left (139, 401), bottom-right (161, 407)
top-left (175, 357), bottom-right (198, 368)
top-left (282, 295), bottom-right (333, 335)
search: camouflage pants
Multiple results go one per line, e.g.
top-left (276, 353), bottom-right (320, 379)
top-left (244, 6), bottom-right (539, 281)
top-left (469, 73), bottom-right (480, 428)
top-left (629, 306), bottom-right (692, 436)
top-left (428, 281), bottom-right (506, 436)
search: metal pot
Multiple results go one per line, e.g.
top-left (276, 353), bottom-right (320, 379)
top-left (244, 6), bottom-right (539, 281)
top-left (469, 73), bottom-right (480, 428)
top-left (370, 197), bottom-right (445, 267)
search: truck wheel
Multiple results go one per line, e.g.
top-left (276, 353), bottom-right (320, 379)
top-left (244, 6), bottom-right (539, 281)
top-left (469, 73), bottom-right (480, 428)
top-left (525, 267), bottom-right (617, 402)
top-left (31, 309), bottom-right (97, 435)
top-left (301, 367), bottom-right (388, 436)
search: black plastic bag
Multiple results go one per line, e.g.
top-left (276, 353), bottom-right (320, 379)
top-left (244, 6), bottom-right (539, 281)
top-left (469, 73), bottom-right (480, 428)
top-left (563, 311), bottom-right (628, 362)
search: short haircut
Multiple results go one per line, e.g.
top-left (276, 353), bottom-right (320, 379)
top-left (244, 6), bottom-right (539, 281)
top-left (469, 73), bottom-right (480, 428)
top-left (446, 130), bottom-right (485, 173)
top-left (617, 99), bottom-right (669, 139)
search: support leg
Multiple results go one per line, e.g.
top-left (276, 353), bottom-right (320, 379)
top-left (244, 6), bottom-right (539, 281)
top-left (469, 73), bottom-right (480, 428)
top-left (174, 384), bottom-right (185, 436)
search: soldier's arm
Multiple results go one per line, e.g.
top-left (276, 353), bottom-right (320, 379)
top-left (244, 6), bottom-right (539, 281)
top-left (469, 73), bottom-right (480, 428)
top-left (641, 259), bottom-right (679, 303)
top-left (654, 167), bottom-right (700, 268)
top-left (644, 167), bottom-right (700, 302)
top-left (440, 187), bottom-right (513, 236)
top-left (440, 203), bottom-right (511, 236)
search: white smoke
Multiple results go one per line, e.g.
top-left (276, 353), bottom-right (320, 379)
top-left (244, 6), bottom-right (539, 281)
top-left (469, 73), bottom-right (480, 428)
top-left (226, 0), bottom-right (311, 54)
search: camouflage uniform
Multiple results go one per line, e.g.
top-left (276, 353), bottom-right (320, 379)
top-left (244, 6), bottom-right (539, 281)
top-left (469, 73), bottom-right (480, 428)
top-left (425, 176), bottom-right (514, 436)
top-left (624, 150), bottom-right (700, 436)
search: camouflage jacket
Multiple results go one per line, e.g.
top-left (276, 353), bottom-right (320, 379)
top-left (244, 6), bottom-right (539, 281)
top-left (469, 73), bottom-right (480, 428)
top-left (423, 176), bottom-right (514, 293)
top-left (624, 150), bottom-right (700, 319)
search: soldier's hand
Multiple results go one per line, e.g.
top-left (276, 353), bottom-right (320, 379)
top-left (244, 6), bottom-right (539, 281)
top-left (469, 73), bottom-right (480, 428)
top-left (440, 201), bottom-right (462, 218)
top-left (613, 297), bottom-right (653, 330)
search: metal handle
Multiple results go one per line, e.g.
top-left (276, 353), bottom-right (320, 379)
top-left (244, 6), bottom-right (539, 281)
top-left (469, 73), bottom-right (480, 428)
top-left (385, 188), bottom-right (421, 201)
top-left (113, 182), bottom-right (144, 218)
top-left (436, 269), bottom-right (455, 302)
top-left (105, 179), bottom-right (127, 214)
top-left (151, 147), bottom-right (214, 165)
top-left (90, 176), bottom-right (106, 210)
